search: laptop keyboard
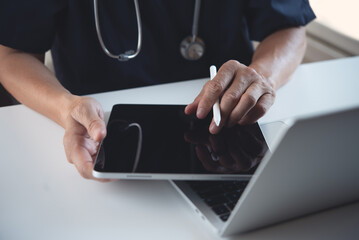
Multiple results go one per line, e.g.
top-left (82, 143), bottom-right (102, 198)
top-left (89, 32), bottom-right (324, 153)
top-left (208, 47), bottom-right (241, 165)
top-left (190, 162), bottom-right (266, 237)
top-left (187, 180), bottom-right (249, 222)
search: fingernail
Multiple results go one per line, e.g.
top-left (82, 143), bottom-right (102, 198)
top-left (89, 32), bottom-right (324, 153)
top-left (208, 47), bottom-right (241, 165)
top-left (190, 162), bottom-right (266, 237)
top-left (197, 108), bottom-right (206, 119)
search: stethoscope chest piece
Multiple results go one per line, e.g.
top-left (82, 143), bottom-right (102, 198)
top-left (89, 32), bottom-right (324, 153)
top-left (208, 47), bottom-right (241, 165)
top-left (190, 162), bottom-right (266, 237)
top-left (180, 36), bottom-right (205, 61)
top-left (94, 0), bottom-right (205, 62)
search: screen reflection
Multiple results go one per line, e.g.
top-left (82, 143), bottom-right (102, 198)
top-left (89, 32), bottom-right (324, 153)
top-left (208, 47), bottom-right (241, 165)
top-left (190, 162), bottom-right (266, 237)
top-left (184, 123), bottom-right (268, 174)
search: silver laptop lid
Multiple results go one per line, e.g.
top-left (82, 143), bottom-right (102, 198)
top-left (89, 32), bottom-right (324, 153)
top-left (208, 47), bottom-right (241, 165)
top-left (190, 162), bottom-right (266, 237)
top-left (222, 107), bottom-right (359, 236)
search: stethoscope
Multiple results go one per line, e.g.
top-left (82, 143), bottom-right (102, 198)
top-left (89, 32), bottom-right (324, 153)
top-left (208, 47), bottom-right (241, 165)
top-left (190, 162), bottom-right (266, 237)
top-left (93, 0), bottom-right (205, 61)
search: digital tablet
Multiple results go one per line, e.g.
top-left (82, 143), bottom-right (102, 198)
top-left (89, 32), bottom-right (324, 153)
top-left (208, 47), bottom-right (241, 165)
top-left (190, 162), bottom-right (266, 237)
top-left (93, 104), bottom-right (269, 180)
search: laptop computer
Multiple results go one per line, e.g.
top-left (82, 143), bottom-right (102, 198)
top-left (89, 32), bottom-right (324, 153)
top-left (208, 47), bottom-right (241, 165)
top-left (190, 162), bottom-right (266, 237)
top-left (171, 106), bottom-right (359, 236)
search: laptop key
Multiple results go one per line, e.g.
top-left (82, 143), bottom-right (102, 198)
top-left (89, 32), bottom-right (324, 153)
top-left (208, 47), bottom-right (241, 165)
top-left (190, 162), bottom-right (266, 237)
top-left (187, 181), bottom-right (245, 217)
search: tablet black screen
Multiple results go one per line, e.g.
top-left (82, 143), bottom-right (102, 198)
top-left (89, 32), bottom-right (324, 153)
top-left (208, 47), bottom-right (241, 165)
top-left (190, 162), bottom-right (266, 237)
top-left (94, 104), bottom-right (268, 175)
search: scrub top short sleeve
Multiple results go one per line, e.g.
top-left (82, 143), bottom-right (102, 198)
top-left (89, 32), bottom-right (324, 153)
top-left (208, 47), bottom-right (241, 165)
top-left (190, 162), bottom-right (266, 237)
top-left (246, 0), bottom-right (316, 41)
top-left (0, 0), bottom-right (65, 54)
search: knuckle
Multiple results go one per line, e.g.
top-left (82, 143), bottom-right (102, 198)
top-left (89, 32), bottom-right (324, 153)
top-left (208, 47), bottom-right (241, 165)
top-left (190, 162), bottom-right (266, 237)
top-left (259, 82), bottom-right (276, 98)
top-left (223, 91), bottom-right (240, 104)
top-left (255, 103), bottom-right (268, 116)
top-left (205, 81), bottom-right (223, 96)
top-left (255, 81), bottom-right (269, 93)
top-left (74, 100), bottom-right (87, 115)
top-left (268, 88), bottom-right (276, 98)
top-left (88, 119), bottom-right (100, 133)
top-left (267, 89), bottom-right (276, 101)
top-left (71, 104), bottom-right (83, 120)
top-left (243, 67), bottom-right (257, 78)
top-left (71, 97), bottom-right (92, 119)
top-left (243, 93), bottom-right (257, 106)
top-left (225, 60), bottom-right (241, 69)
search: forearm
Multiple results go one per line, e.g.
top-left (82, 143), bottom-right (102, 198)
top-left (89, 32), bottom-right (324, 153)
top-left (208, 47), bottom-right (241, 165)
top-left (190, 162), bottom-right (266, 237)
top-left (249, 27), bottom-right (307, 90)
top-left (0, 45), bottom-right (76, 127)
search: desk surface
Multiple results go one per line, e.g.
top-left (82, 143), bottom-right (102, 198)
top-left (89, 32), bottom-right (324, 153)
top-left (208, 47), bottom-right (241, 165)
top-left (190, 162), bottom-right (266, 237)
top-left (1, 57), bottom-right (359, 240)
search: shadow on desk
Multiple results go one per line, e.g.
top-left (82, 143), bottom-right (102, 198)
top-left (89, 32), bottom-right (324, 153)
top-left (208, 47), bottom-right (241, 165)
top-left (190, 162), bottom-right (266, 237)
top-left (227, 202), bottom-right (359, 240)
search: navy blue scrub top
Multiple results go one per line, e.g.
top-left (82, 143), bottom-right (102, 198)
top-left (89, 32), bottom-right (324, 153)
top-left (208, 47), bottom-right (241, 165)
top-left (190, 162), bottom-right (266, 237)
top-left (0, 0), bottom-right (315, 95)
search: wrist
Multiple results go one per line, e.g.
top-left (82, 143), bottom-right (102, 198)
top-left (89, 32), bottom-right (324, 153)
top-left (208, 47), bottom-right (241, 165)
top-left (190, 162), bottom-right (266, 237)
top-left (248, 63), bottom-right (276, 90)
top-left (59, 93), bottom-right (81, 128)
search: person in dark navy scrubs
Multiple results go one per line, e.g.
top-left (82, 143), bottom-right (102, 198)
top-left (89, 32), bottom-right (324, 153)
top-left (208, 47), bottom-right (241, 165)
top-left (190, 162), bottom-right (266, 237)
top-left (0, 0), bottom-right (315, 180)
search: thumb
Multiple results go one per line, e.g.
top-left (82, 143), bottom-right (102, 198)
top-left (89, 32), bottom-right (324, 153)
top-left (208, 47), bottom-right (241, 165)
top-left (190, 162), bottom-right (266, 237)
top-left (71, 99), bottom-right (107, 142)
top-left (86, 117), bottom-right (106, 142)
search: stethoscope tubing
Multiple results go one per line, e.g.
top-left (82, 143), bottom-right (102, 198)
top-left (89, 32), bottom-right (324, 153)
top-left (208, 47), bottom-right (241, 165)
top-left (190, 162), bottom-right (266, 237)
top-left (94, 0), bottom-right (204, 61)
top-left (192, 0), bottom-right (201, 42)
top-left (93, 0), bottom-right (142, 61)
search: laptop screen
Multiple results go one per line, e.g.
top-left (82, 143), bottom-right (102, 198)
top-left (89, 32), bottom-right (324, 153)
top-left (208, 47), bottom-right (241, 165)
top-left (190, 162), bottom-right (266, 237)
top-left (94, 104), bottom-right (269, 175)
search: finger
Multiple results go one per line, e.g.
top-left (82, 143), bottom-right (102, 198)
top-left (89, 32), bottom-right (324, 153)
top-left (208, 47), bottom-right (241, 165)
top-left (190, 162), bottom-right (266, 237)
top-left (185, 91), bottom-right (204, 115)
top-left (63, 120), bottom-right (85, 164)
top-left (227, 83), bottom-right (265, 127)
top-left (196, 61), bottom-right (239, 119)
top-left (238, 93), bottom-right (275, 125)
top-left (71, 99), bottom-right (106, 142)
top-left (63, 121), bottom-right (104, 180)
top-left (70, 142), bottom-right (112, 182)
top-left (209, 118), bottom-right (222, 134)
top-left (219, 66), bottom-right (255, 128)
top-left (63, 128), bottom-right (97, 160)
top-left (71, 144), bottom-right (95, 179)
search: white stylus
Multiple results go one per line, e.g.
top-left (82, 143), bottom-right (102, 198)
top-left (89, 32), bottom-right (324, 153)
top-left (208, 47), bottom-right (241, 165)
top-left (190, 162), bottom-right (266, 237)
top-left (210, 65), bottom-right (221, 126)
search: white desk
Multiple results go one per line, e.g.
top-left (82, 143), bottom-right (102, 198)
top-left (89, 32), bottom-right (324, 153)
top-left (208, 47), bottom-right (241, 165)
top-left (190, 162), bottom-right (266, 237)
top-left (1, 57), bottom-right (359, 240)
